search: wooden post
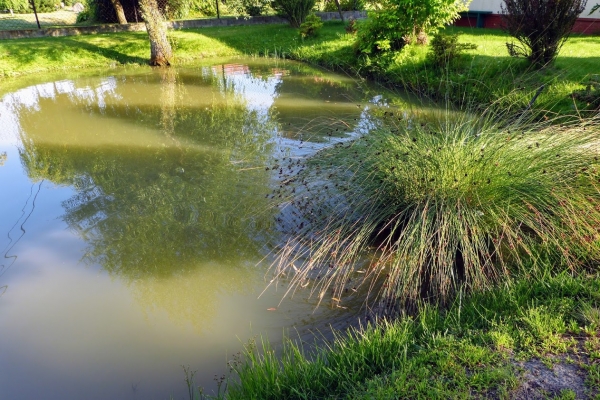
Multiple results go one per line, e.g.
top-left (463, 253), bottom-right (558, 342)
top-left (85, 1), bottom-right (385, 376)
top-left (29, 0), bottom-right (41, 29)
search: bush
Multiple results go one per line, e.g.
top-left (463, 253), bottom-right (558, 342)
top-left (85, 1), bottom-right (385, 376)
top-left (268, 111), bottom-right (600, 307)
top-left (322, 0), bottom-right (363, 11)
top-left (0, 0), bottom-right (30, 13)
top-left (227, 0), bottom-right (271, 16)
top-left (345, 16), bottom-right (357, 33)
top-left (354, 0), bottom-right (468, 56)
top-left (426, 32), bottom-right (477, 69)
top-left (32, 0), bottom-right (58, 13)
top-left (272, 0), bottom-right (315, 27)
top-left (76, 8), bottom-right (90, 21)
top-left (299, 12), bottom-right (323, 38)
top-left (572, 75), bottom-right (600, 111)
top-left (501, 0), bottom-right (587, 68)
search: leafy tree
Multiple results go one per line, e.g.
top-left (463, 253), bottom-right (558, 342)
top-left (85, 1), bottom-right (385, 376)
top-left (355, 0), bottom-right (469, 56)
top-left (502, 0), bottom-right (587, 68)
top-left (227, 0), bottom-right (271, 16)
top-left (272, 0), bottom-right (316, 27)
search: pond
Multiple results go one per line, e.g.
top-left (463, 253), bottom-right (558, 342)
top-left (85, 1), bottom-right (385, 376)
top-left (0, 59), bottom-right (415, 399)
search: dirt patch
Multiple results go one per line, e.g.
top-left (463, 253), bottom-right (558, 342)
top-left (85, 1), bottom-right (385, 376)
top-left (511, 357), bottom-right (588, 399)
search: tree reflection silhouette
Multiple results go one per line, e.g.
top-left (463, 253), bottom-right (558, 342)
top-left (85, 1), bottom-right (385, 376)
top-left (17, 68), bottom-right (277, 328)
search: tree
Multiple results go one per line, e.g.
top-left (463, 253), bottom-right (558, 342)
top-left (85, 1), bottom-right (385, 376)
top-left (110, 0), bottom-right (128, 24)
top-left (271, 0), bottom-right (316, 27)
top-left (355, 0), bottom-right (469, 55)
top-left (139, 0), bottom-right (173, 66)
top-left (502, 0), bottom-right (587, 68)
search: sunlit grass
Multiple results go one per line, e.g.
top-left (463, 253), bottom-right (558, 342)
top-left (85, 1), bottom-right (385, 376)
top-left (269, 110), bottom-right (600, 307)
top-left (224, 273), bottom-right (600, 399)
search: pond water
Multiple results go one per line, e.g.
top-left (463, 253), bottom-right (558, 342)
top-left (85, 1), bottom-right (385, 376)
top-left (0, 59), bottom-right (414, 399)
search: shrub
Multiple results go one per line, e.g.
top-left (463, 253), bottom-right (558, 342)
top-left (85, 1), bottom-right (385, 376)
top-left (354, 0), bottom-right (468, 56)
top-left (227, 0), bottom-right (271, 16)
top-left (322, 0), bottom-right (363, 11)
top-left (299, 12), bottom-right (323, 38)
top-left (32, 0), bottom-right (58, 13)
top-left (272, 0), bottom-right (316, 27)
top-left (76, 8), bottom-right (90, 21)
top-left (0, 0), bottom-right (31, 13)
top-left (426, 32), bottom-right (477, 69)
top-left (572, 75), bottom-right (600, 111)
top-left (344, 16), bottom-right (357, 33)
top-left (501, 0), bottom-right (587, 68)
top-left (268, 111), bottom-right (600, 307)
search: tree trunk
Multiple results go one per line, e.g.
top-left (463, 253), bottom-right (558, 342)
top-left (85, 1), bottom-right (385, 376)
top-left (110, 0), bottom-right (127, 24)
top-left (140, 0), bottom-right (173, 67)
top-left (333, 0), bottom-right (344, 22)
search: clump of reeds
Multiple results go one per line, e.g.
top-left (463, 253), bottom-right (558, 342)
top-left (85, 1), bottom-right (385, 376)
top-left (269, 110), bottom-right (600, 308)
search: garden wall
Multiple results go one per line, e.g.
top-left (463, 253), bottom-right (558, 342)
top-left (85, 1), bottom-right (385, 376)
top-left (0, 11), bottom-right (367, 40)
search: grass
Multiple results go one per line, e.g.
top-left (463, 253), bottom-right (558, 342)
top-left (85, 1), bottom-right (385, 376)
top-left (1, 21), bottom-right (598, 114)
top-left (2, 19), bottom-right (599, 398)
top-left (269, 109), bottom-right (600, 307)
top-left (207, 272), bottom-right (600, 399)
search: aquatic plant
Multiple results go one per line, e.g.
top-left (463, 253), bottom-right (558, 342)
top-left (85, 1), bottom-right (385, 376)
top-left (268, 110), bottom-right (600, 307)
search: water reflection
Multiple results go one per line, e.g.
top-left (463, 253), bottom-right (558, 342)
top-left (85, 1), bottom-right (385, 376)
top-left (0, 60), bottom-right (409, 399)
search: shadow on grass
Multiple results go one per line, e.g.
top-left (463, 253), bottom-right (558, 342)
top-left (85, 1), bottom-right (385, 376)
top-left (61, 38), bottom-right (147, 65)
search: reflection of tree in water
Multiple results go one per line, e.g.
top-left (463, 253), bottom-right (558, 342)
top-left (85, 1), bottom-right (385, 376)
top-left (11, 62), bottom-right (397, 328)
top-left (16, 67), bottom-right (278, 327)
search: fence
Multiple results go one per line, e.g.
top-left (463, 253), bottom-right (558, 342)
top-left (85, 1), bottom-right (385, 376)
top-left (0, 0), bottom-right (364, 33)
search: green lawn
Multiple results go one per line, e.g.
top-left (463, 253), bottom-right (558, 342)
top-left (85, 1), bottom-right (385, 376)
top-left (1, 22), bottom-right (598, 114)
top-left (2, 21), bottom-right (600, 399)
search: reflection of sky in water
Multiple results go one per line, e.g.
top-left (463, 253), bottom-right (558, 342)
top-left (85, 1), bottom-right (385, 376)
top-left (0, 62), bottom-right (415, 400)
top-left (209, 63), bottom-right (281, 118)
top-left (0, 77), bottom-right (119, 146)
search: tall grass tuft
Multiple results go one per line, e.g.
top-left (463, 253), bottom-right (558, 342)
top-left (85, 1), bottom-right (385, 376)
top-left (270, 110), bottom-right (600, 308)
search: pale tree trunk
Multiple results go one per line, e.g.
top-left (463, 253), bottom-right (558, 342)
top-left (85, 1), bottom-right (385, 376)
top-left (139, 0), bottom-right (173, 66)
top-left (110, 0), bottom-right (127, 24)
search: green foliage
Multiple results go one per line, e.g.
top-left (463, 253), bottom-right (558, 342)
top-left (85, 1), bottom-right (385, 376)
top-left (271, 0), bottom-right (316, 27)
top-left (76, 8), bottom-right (90, 22)
top-left (354, 0), bottom-right (468, 56)
top-left (0, 0), bottom-right (31, 13)
top-left (165, 0), bottom-right (191, 19)
top-left (33, 0), bottom-right (58, 12)
top-left (426, 32), bottom-right (476, 69)
top-left (299, 12), bottom-right (322, 38)
top-left (190, 0), bottom-right (218, 16)
top-left (269, 110), bottom-right (600, 306)
top-left (0, 0), bottom-right (57, 13)
top-left (572, 74), bottom-right (600, 111)
top-left (321, 0), bottom-right (363, 11)
top-left (227, 322), bottom-right (513, 399)
top-left (344, 16), bottom-right (357, 33)
top-left (502, 0), bottom-right (587, 68)
top-left (226, 0), bottom-right (271, 16)
top-left (227, 273), bottom-right (600, 398)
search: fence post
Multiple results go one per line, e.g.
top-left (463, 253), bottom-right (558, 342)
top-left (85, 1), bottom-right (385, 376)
top-left (29, 0), bottom-right (41, 29)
